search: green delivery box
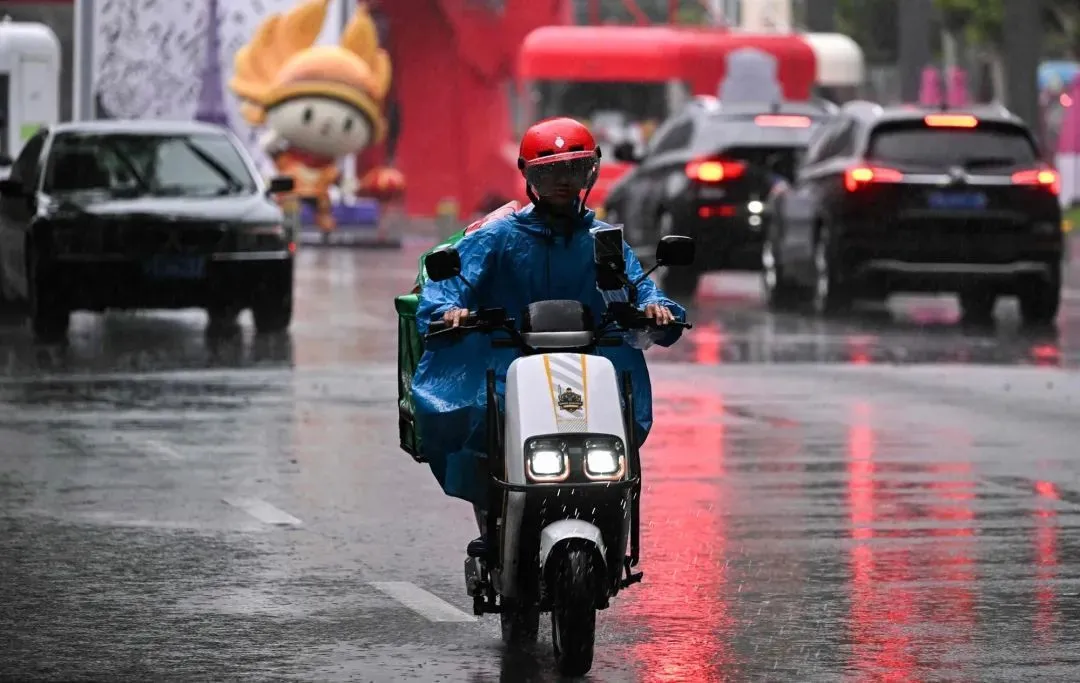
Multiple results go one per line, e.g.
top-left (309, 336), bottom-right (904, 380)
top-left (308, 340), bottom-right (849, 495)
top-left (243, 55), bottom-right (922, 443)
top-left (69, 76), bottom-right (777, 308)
top-left (395, 201), bottom-right (521, 462)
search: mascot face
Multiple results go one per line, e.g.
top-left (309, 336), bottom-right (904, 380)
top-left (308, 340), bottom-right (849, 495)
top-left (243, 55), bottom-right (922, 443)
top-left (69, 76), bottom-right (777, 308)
top-left (265, 97), bottom-right (373, 159)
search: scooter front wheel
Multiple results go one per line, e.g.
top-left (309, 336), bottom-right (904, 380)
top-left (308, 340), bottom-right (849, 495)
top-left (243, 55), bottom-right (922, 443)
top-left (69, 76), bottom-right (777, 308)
top-left (550, 548), bottom-right (597, 676)
top-left (500, 598), bottom-right (539, 644)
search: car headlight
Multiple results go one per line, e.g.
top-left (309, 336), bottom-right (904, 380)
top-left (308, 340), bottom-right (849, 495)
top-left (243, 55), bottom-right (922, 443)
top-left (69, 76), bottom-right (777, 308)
top-left (237, 224), bottom-right (287, 250)
top-left (527, 441), bottom-right (568, 482)
top-left (584, 439), bottom-right (626, 481)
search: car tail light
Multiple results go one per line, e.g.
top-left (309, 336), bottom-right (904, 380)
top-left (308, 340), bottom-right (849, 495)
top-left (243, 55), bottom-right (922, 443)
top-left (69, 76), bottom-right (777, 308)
top-left (844, 166), bottom-right (904, 192)
top-left (754, 114), bottom-right (812, 128)
top-left (1011, 168), bottom-right (1060, 195)
top-left (686, 158), bottom-right (745, 183)
top-left (924, 114), bottom-right (978, 128)
top-left (698, 204), bottom-right (737, 218)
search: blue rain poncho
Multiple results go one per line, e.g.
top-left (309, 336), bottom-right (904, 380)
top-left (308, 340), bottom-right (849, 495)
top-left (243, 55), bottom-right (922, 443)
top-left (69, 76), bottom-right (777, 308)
top-left (413, 204), bottom-right (687, 504)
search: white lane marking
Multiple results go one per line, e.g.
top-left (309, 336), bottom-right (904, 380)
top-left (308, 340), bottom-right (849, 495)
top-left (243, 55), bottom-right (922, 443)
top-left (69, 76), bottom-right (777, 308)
top-left (370, 581), bottom-right (476, 622)
top-left (223, 497), bottom-right (303, 526)
top-left (142, 439), bottom-right (183, 461)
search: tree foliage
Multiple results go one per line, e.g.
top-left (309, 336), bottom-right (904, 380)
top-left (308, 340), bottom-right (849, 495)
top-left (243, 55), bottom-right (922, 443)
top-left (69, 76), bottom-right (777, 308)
top-left (836, 0), bottom-right (899, 63)
top-left (934, 0), bottom-right (1004, 47)
top-left (936, 0), bottom-right (1080, 58)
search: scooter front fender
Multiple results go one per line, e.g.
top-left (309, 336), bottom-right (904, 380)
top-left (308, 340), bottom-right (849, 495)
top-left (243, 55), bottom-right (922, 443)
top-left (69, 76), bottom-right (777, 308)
top-left (539, 519), bottom-right (607, 572)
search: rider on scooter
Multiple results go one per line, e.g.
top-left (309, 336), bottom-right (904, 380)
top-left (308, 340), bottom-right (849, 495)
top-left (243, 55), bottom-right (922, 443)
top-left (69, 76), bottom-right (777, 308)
top-left (412, 117), bottom-right (688, 554)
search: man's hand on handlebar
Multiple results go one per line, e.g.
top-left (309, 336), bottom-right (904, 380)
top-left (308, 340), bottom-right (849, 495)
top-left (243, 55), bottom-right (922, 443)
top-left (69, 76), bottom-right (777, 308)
top-left (643, 303), bottom-right (676, 326)
top-left (442, 307), bottom-right (472, 328)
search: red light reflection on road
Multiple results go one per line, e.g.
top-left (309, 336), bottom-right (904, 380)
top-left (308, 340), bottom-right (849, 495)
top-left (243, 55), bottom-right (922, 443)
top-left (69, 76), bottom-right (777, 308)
top-left (846, 337), bottom-right (876, 365)
top-left (692, 322), bottom-right (725, 366)
top-left (1031, 344), bottom-right (1061, 367)
top-left (1033, 480), bottom-right (1059, 644)
top-left (846, 403), bottom-right (976, 679)
top-left (624, 383), bottom-right (732, 681)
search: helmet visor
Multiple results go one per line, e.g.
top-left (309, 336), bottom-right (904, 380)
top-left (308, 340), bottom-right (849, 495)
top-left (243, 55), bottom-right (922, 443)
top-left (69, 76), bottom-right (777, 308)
top-left (524, 153), bottom-right (597, 197)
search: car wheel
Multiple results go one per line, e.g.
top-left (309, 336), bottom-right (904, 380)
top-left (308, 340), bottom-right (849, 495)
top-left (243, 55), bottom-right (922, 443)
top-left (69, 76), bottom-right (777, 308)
top-left (958, 289), bottom-right (997, 323)
top-left (27, 248), bottom-right (69, 343)
top-left (252, 297), bottom-right (293, 334)
top-left (812, 227), bottom-right (852, 315)
top-left (761, 237), bottom-right (803, 309)
top-left (1018, 265), bottom-right (1061, 327)
top-left (251, 271), bottom-right (294, 335)
top-left (205, 304), bottom-right (241, 337)
top-left (656, 212), bottom-right (700, 299)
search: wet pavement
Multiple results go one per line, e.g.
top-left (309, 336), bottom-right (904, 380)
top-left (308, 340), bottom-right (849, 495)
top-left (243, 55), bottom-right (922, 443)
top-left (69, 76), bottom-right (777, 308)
top-left (2, 243), bottom-right (1080, 681)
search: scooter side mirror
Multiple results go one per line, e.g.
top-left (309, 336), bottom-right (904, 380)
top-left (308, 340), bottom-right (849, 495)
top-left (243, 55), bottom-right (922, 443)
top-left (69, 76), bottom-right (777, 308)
top-left (424, 246), bottom-right (462, 282)
top-left (655, 235), bottom-right (695, 267)
top-left (594, 225), bottom-right (628, 291)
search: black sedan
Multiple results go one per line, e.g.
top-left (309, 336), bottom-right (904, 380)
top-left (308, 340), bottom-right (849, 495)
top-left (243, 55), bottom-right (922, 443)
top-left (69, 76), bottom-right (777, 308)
top-left (603, 99), bottom-right (832, 298)
top-left (0, 120), bottom-right (297, 341)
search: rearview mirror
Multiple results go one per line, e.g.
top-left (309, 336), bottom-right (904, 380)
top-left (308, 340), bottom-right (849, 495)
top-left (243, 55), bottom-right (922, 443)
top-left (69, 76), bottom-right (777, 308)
top-left (593, 225), bottom-right (627, 291)
top-left (612, 142), bottom-right (640, 164)
top-left (655, 235), bottom-right (695, 267)
top-left (268, 176), bottom-right (295, 194)
top-left (424, 246), bottom-right (462, 282)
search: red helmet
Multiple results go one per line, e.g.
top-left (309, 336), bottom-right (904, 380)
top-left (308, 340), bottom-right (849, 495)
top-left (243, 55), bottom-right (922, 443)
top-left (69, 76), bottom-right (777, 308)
top-left (517, 117), bottom-right (601, 201)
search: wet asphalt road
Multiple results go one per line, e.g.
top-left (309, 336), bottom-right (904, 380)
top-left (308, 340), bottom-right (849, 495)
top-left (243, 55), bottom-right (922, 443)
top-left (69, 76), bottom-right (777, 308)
top-left (2, 243), bottom-right (1080, 681)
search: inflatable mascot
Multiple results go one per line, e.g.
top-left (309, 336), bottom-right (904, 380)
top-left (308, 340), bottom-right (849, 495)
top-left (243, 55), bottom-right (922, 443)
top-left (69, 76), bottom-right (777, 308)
top-left (230, 0), bottom-right (401, 234)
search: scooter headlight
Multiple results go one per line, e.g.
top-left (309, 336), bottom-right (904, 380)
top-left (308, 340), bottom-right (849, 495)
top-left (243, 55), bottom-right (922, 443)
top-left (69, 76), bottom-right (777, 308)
top-left (584, 438), bottom-right (626, 481)
top-left (527, 441), bottom-right (568, 482)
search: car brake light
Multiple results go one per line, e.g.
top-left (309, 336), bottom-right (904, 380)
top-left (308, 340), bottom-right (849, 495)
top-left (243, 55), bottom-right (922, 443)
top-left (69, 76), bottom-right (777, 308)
top-left (753, 114), bottom-right (812, 128)
top-left (686, 158), bottom-right (745, 183)
top-left (1011, 168), bottom-right (1060, 195)
top-left (844, 166), bottom-right (904, 192)
top-left (924, 114), bottom-right (978, 128)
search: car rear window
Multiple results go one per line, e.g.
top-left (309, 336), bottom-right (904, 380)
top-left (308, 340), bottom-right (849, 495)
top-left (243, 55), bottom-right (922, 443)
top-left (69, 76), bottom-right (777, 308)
top-left (867, 122), bottom-right (1038, 168)
top-left (694, 116), bottom-right (823, 153)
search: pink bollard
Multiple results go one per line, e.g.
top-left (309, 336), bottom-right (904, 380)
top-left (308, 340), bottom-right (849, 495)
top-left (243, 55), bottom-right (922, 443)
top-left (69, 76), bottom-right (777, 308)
top-left (919, 66), bottom-right (943, 107)
top-left (946, 66), bottom-right (969, 108)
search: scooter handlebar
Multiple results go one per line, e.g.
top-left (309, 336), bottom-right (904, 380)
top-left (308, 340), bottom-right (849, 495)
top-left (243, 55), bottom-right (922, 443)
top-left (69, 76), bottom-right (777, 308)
top-left (424, 308), bottom-right (692, 343)
top-left (425, 315), bottom-right (479, 338)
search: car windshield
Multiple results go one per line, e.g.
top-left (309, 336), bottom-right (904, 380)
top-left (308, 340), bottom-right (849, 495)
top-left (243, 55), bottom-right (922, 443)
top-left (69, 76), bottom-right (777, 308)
top-left (867, 123), bottom-right (1039, 169)
top-left (695, 116), bottom-right (824, 151)
top-left (43, 131), bottom-right (257, 197)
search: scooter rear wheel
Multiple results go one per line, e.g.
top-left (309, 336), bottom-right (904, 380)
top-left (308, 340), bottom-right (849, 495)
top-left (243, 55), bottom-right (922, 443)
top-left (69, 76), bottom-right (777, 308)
top-left (550, 548), bottom-right (597, 676)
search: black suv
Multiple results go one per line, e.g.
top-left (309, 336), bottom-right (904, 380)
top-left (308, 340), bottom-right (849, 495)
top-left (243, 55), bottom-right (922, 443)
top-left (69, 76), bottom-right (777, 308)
top-left (602, 98), bottom-right (834, 297)
top-left (763, 104), bottom-right (1063, 325)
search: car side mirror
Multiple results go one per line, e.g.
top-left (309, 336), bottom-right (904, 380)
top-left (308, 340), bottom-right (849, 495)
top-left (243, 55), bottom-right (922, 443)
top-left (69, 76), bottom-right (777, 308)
top-left (0, 178), bottom-right (22, 196)
top-left (655, 235), bottom-right (695, 267)
top-left (267, 176), bottom-right (295, 194)
top-left (424, 245), bottom-right (462, 282)
top-left (612, 141), bottom-right (640, 164)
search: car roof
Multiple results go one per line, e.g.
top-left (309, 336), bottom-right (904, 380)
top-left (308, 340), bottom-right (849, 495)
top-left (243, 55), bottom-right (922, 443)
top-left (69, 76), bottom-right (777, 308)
top-left (50, 119), bottom-right (233, 136)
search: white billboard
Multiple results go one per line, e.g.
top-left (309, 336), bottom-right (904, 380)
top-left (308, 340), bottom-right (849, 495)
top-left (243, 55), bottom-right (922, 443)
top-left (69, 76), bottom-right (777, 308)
top-left (73, 0), bottom-right (346, 164)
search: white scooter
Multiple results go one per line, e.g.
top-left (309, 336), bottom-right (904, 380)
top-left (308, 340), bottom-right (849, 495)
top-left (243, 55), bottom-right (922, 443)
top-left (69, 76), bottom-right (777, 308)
top-left (422, 230), bottom-right (694, 676)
